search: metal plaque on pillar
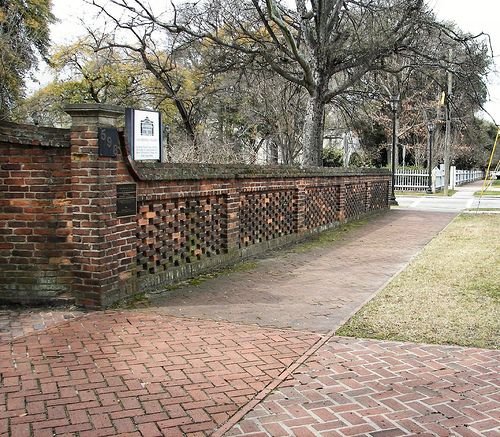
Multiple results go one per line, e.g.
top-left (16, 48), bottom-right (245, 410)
top-left (98, 127), bottom-right (120, 157)
top-left (116, 183), bottom-right (137, 217)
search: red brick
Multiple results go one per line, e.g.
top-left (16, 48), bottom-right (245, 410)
top-left (113, 417), bottom-right (136, 433)
top-left (137, 422), bottom-right (162, 436)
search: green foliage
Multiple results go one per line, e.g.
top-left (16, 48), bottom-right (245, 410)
top-left (12, 38), bottom-right (179, 127)
top-left (353, 120), bottom-right (388, 167)
top-left (453, 117), bottom-right (498, 169)
top-left (348, 152), bottom-right (364, 167)
top-left (454, 153), bottom-right (478, 170)
top-left (322, 147), bottom-right (343, 167)
top-left (0, 0), bottom-right (54, 117)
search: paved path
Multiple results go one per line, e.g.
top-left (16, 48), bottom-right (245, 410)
top-left (228, 338), bottom-right (500, 437)
top-left (149, 210), bottom-right (455, 333)
top-left (395, 180), bottom-right (500, 212)
top-left (0, 307), bottom-right (83, 344)
top-left (0, 311), bottom-right (319, 437)
top-left (1, 208), bottom-right (499, 436)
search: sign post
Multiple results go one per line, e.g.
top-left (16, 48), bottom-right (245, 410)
top-left (125, 108), bottom-right (162, 161)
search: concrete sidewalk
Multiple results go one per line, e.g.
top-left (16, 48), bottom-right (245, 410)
top-left (1, 209), bottom-right (499, 437)
top-left (395, 180), bottom-right (500, 212)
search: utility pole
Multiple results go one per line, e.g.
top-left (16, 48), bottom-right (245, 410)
top-left (443, 49), bottom-right (453, 195)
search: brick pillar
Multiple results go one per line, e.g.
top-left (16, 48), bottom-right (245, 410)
top-left (65, 104), bottom-right (137, 308)
top-left (338, 177), bottom-right (347, 222)
top-left (225, 185), bottom-right (240, 254)
top-left (296, 178), bottom-right (307, 234)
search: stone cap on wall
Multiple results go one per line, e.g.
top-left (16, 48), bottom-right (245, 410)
top-left (65, 104), bottom-right (124, 127)
top-left (130, 160), bottom-right (391, 181)
top-left (0, 121), bottom-right (70, 148)
top-left (117, 130), bottom-right (390, 182)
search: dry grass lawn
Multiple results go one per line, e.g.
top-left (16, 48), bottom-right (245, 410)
top-left (337, 214), bottom-right (500, 349)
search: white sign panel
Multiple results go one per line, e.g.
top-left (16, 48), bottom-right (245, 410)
top-left (128, 109), bottom-right (162, 161)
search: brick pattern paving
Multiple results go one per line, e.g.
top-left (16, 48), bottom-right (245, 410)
top-left (228, 337), bottom-right (500, 437)
top-left (0, 311), bottom-right (319, 437)
top-left (0, 307), bottom-right (83, 344)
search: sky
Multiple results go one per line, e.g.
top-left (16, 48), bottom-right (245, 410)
top-left (38, 0), bottom-right (500, 125)
top-left (431, 0), bottom-right (500, 124)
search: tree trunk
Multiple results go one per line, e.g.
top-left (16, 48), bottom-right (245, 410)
top-left (268, 141), bottom-right (279, 164)
top-left (173, 98), bottom-right (197, 152)
top-left (302, 92), bottom-right (325, 167)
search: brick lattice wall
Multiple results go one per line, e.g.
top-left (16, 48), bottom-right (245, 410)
top-left (0, 105), bottom-right (390, 308)
top-left (239, 189), bottom-right (296, 247)
top-left (304, 185), bottom-right (340, 230)
top-left (370, 181), bottom-right (390, 210)
top-left (345, 183), bottom-right (368, 219)
top-left (133, 175), bottom-right (389, 297)
top-left (137, 195), bottom-right (227, 277)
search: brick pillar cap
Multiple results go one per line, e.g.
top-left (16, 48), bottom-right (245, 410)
top-left (64, 103), bottom-right (124, 117)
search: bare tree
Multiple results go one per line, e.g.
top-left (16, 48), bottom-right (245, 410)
top-left (87, 3), bottom-right (212, 149)
top-left (77, 0), bottom-right (491, 168)
top-left (87, 0), bottom-right (437, 165)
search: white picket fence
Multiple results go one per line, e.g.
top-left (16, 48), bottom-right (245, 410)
top-left (454, 169), bottom-right (484, 186)
top-left (395, 168), bottom-right (428, 191)
top-left (395, 166), bottom-right (483, 192)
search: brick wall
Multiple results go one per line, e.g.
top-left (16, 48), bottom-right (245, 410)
top-left (0, 105), bottom-right (390, 308)
top-left (0, 122), bottom-right (73, 304)
top-left (132, 173), bottom-right (389, 295)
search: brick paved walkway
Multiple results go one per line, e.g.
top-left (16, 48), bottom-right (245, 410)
top-left (150, 210), bottom-right (456, 333)
top-left (0, 311), bottom-right (319, 437)
top-left (1, 210), bottom-right (498, 436)
top-left (0, 307), bottom-right (83, 344)
top-left (227, 337), bottom-right (500, 437)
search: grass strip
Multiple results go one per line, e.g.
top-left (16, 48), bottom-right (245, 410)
top-left (475, 190), bottom-right (500, 196)
top-left (337, 214), bottom-right (500, 349)
top-left (396, 190), bottom-right (456, 196)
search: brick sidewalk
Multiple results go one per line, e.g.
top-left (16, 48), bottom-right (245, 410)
top-left (2, 210), bottom-right (498, 436)
top-left (0, 307), bottom-right (83, 344)
top-left (0, 311), bottom-right (319, 437)
top-left (150, 210), bottom-right (456, 333)
top-left (1, 312), bottom-right (498, 436)
top-left (228, 337), bottom-right (500, 437)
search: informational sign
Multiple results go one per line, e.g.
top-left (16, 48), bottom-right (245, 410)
top-left (125, 108), bottom-right (162, 161)
top-left (98, 127), bottom-right (119, 157)
top-left (116, 183), bottom-right (137, 217)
